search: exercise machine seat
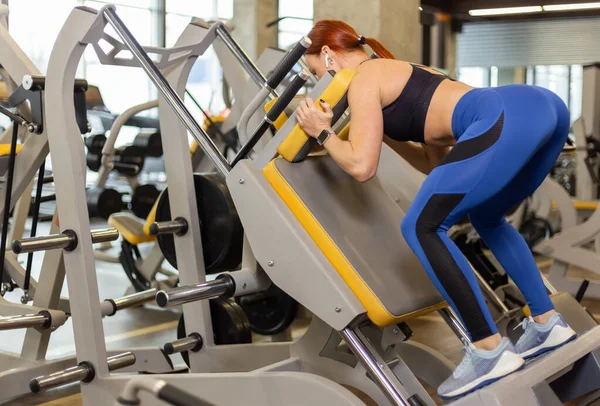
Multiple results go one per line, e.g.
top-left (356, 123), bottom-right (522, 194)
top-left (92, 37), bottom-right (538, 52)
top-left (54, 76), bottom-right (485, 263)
top-left (263, 156), bottom-right (446, 327)
top-left (108, 213), bottom-right (155, 245)
top-left (108, 197), bottom-right (160, 245)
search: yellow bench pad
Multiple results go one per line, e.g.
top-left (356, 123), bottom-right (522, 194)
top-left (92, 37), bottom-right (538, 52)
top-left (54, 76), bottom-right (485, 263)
top-left (108, 213), bottom-right (156, 245)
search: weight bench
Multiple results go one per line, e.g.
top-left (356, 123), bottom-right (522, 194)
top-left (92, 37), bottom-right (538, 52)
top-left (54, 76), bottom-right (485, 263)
top-left (108, 200), bottom-right (178, 292)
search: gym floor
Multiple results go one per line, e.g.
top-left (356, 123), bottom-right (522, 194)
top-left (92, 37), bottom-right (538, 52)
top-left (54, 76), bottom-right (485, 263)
top-left (1, 242), bottom-right (599, 406)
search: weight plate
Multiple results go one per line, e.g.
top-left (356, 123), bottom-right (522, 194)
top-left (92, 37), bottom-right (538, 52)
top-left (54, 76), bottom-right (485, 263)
top-left (86, 187), bottom-right (123, 219)
top-left (116, 145), bottom-right (146, 176)
top-left (155, 173), bottom-right (243, 274)
top-left (237, 283), bottom-right (298, 336)
top-left (177, 298), bottom-right (252, 367)
top-left (134, 131), bottom-right (163, 157)
top-left (84, 133), bottom-right (107, 154)
top-left (130, 184), bottom-right (160, 219)
top-left (86, 153), bottom-right (102, 172)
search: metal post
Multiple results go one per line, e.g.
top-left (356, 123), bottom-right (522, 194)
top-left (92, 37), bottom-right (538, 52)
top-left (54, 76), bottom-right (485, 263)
top-left (472, 266), bottom-right (512, 315)
top-left (30, 364), bottom-right (91, 393)
top-left (107, 351), bottom-right (137, 370)
top-left (541, 273), bottom-right (558, 295)
top-left (12, 228), bottom-right (119, 254)
top-left (164, 333), bottom-right (203, 355)
top-left (438, 307), bottom-right (471, 343)
top-left (12, 233), bottom-right (73, 253)
top-left (0, 313), bottom-right (48, 331)
top-left (102, 7), bottom-right (231, 178)
top-left (90, 228), bottom-right (120, 244)
top-left (214, 25), bottom-right (277, 97)
top-left (149, 218), bottom-right (188, 236)
top-left (340, 327), bottom-right (412, 406)
top-left (103, 288), bottom-right (157, 316)
top-left (30, 352), bottom-right (136, 393)
top-left (155, 277), bottom-right (234, 308)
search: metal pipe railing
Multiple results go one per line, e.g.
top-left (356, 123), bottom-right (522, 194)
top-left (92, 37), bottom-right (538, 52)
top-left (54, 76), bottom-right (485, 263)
top-left (214, 25), bottom-right (275, 96)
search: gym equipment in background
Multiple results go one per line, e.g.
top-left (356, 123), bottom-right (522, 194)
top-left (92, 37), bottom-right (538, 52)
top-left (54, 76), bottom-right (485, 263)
top-left (533, 120), bottom-right (600, 300)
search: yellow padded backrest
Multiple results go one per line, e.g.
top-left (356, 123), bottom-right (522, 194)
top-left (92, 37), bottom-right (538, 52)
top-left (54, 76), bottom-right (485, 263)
top-left (277, 69), bottom-right (355, 163)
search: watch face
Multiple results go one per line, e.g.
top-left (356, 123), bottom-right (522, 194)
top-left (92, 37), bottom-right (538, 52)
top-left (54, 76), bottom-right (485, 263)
top-left (318, 129), bottom-right (329, 145)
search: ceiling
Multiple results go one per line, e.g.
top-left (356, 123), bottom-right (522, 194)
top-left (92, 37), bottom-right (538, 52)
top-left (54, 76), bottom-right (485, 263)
top-left (421, 0), bottom-right (600, 22)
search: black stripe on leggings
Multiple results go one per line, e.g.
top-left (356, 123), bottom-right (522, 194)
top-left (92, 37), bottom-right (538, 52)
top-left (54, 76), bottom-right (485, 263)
top-left (416, 193), bottom-right (494, 341)
top-left (440, 112), bottom-right (504, 166)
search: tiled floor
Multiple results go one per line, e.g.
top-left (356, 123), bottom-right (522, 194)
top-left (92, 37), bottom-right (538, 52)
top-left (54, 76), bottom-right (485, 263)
top-left (1, 245), bottom-right (600, 405)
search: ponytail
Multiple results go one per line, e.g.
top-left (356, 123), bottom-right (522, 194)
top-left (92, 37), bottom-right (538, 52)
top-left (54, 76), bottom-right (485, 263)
top-left (363, 37), bottom-right (395, 59)
top-left (307, 20), bottom-right (395, 60)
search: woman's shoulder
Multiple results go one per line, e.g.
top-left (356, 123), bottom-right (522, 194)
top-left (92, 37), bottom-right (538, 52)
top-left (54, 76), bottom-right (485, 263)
top-left (355, 58), bottom-right (411, 77)
top-left (352, 59), bottom-right (411, 88)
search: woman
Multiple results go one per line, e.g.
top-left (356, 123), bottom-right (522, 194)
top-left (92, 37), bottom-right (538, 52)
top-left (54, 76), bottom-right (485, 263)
top-left (296, 20), bottom-right (577, 399)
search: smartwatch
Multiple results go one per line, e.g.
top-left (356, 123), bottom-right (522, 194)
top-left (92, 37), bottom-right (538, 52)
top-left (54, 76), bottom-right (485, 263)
top-left (317, 128), bottom-right (335, 146)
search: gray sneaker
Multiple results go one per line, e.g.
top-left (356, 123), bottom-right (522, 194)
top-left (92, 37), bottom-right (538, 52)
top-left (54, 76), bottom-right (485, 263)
top-left (438, 337), bottom-right (524, 400)
top-left (514, 313), bottom-right (577, 359)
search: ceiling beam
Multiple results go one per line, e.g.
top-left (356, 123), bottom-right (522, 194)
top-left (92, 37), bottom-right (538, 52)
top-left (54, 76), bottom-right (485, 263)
top-left (422, 0), bottom-right (600, 22)
top-left (470, 9), bottom-right (600, 21)
top-left (451, 0), bottom-right (600, 13)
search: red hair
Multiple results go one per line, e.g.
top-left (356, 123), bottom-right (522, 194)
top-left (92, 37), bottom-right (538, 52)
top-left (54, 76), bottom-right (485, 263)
top-left (306, 20), bottom-right (395, 60)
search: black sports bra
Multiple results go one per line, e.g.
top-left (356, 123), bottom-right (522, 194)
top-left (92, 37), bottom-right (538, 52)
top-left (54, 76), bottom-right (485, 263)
top-left (376, 62), bottom-right (454, 144)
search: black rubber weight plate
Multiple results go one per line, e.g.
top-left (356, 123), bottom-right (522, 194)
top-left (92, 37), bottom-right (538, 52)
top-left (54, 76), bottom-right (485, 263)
top-left (177, 298), bottom-right (252, 367)
top-left (155, 173), bottom-right (243, 273)
top-left (130, 184), bottom-right (160, 219)
top-left (237, 284), bottom-right (298, 335)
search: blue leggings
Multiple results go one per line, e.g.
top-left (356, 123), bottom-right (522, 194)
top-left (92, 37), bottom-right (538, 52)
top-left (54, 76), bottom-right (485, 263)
top-left (401, 85), bottom-right (570, 341)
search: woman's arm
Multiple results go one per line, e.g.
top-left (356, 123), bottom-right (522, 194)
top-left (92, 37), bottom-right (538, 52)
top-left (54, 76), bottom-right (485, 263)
top-left (296, 71), bottom-right (384, 182)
